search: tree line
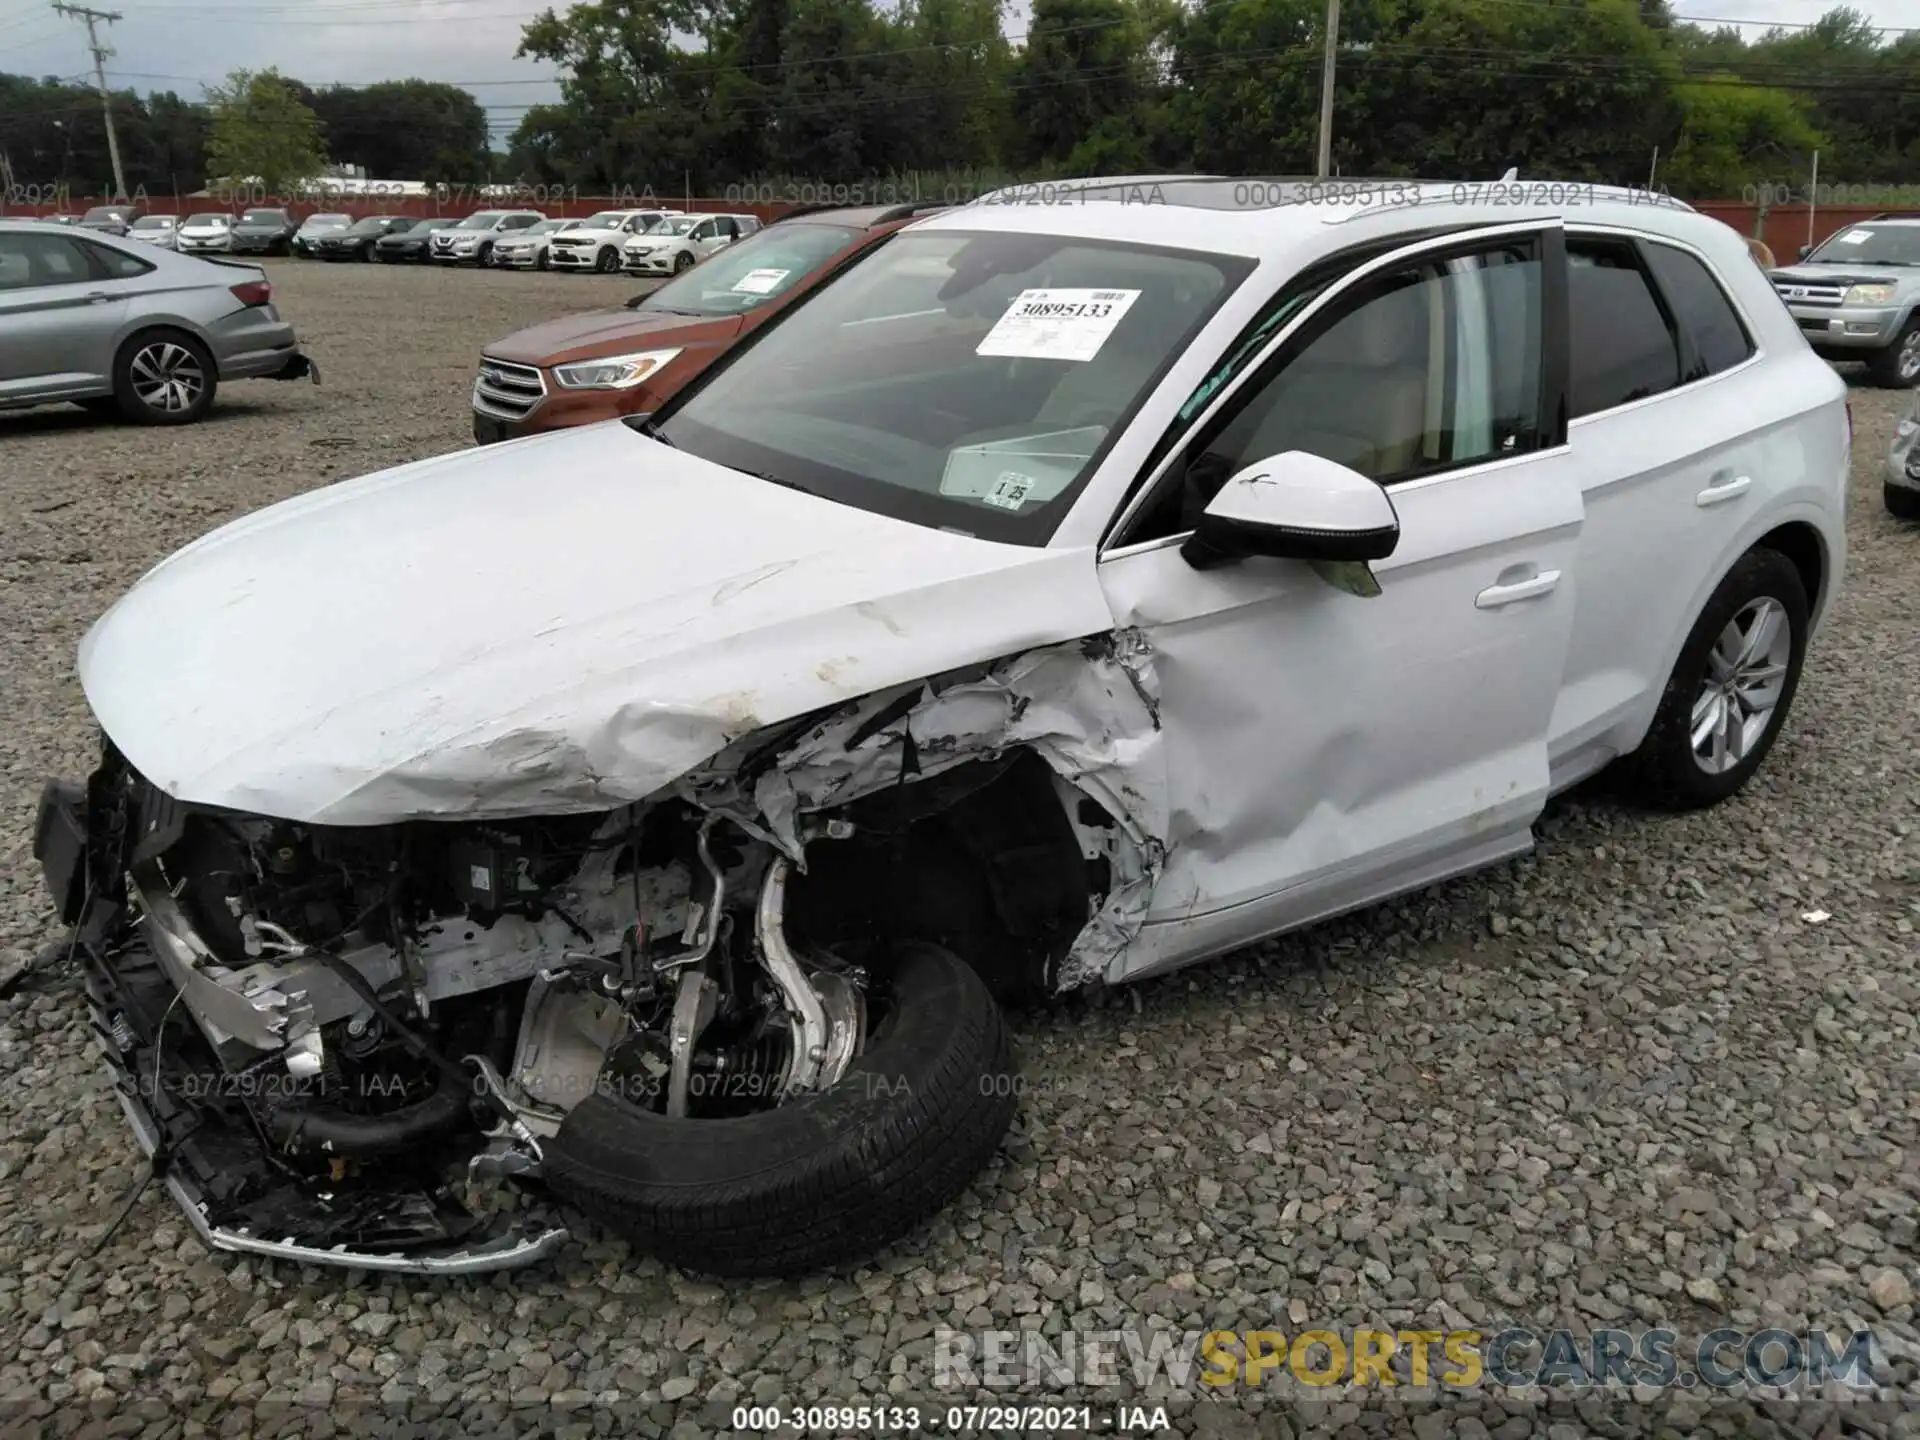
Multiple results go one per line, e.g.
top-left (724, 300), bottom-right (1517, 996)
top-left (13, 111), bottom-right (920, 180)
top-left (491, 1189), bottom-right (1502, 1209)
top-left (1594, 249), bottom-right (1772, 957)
top-left (0, 0), bottom-right (1915, 205)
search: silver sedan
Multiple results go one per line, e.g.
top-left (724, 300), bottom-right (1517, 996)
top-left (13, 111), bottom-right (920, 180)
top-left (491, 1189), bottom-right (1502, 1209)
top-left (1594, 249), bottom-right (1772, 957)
top-left (0, 219), bottom-right (318, 425)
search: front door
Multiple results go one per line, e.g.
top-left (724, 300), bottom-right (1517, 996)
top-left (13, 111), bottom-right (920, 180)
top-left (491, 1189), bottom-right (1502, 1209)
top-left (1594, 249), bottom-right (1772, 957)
top-left (1096, 222), bottom-right (1585, 968)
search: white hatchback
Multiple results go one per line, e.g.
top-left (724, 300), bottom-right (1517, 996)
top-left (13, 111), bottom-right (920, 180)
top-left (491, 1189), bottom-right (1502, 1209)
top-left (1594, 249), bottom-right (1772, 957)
top-left (39, 180), bottom-right (1848, 1279)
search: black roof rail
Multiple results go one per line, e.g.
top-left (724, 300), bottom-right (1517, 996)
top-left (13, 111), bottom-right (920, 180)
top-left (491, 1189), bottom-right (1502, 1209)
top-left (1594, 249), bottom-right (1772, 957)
top-left (872, 200), bottom-right (951, 224)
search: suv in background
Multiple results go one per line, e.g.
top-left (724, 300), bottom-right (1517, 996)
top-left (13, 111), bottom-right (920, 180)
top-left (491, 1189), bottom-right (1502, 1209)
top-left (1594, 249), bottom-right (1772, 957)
top-left (230, 208), bottom-right (297, 256)
top-left (428, 210), bottom-right (545, 266)
top-left (176, 213), bottom-right (236, 255)
top-left (547, 209), bottom-right (683, 272)
top-left (472, 203), bottom-right (943, 443)
top-left (77, 204), bottom-right (142, 236)
top-left (1769, 214), bottom-right (1920, 386)
top-left (622, 212), bottom-right (758, 276)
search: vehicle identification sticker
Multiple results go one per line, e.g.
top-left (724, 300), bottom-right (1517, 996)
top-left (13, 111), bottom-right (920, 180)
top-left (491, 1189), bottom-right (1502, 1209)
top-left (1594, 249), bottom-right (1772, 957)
top-left (1838, 229), bottom-right (1872, 244)
top-left (977, 288), bottom-right (1141, 362)
top-left (732, 267), bottom-right (790, 294)
top-left (981, 471), bottom-right (1035, 509)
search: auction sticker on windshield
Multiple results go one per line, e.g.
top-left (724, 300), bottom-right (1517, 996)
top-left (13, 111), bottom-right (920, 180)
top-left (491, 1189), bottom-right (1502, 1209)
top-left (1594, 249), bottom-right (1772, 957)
top-left (977, 288), bottom-right (1140, 362)
top-left (733, 267), bottom-right (790, 294)
top-left (1838, 230), bottom-right (1871, 244)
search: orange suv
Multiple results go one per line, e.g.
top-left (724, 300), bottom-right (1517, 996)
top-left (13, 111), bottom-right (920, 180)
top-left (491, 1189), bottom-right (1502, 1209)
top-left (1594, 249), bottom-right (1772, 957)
top-left (471, 202), bottom-right (946, 444)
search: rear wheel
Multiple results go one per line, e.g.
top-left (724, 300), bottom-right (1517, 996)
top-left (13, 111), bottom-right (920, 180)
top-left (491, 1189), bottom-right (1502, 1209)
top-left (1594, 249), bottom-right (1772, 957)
top-left (113, 331), bottom-right (217, 426)
top-left (1616, 547), bottom-right (1809, 810)
top-left (543, 940), bottom-right (1018, 1277)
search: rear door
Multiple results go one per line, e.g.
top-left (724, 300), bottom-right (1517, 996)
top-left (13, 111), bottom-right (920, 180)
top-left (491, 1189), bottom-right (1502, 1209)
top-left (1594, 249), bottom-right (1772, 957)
top-left (1545, 227), bottom-right (1770, 786)
top-left (0, 230), bottom-right (131, 399)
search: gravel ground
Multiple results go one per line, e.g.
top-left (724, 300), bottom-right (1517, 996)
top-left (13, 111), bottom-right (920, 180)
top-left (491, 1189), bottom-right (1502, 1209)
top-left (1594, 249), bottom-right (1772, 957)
top-left (1, 260), bottom-right (1918, 1439)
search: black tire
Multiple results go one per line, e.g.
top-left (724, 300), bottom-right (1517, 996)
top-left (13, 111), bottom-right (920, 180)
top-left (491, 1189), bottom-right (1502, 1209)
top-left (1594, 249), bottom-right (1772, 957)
top-left (536, 249), bottom-right (549, 271)
top-left (1867, 318), bottom-right (1920, 388)
top-left (594, 245), bottom-right (619, 273)
top-left (1615, 547), bottom-right (1809, 811)
top-left (543, 940), bottom-right (1017, 1277)
top-left (476, 241), bottom-right (493, 266)
top-left (673, 250), bottom-right (694, 274)
top-left (1887, 482), bottom-right (1920, 520)
top-left (113, 329), bottom-right (217, 426)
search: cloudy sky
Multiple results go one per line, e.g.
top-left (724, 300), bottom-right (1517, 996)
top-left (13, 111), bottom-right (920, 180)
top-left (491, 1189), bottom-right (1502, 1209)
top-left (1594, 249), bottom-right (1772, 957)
top-left (0, 0), bottom-right (1908, 151)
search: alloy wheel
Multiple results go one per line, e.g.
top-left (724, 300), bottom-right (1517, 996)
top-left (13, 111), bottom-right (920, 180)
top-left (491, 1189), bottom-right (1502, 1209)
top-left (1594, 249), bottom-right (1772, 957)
top-left (1690, 596), bottom-right (1792, 774)
top-left (1899, 328), bottom-right (1920, 383)
top-left (129, 342), bottom-right (206, 414)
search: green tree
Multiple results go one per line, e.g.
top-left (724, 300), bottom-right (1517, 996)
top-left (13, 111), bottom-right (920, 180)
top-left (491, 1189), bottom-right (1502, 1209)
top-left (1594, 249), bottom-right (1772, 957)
top-left (1661, 78), bottom-right (1823, 196)
top-left (1011, 0), bottom-right (1160, 169)
top-left (309, 80), bottom-right (490, 183)
top-left (204, 69), bottom-right (328, 195)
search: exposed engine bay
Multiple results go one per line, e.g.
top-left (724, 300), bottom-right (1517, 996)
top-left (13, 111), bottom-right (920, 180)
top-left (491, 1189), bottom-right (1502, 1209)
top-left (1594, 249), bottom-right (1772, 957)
top-left (38, 635), bottom-right (1166, 1273)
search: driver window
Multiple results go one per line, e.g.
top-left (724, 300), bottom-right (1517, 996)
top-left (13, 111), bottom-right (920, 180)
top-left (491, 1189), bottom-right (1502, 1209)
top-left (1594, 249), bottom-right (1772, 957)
top-left (1123, 241), bottom-right (1545, 545)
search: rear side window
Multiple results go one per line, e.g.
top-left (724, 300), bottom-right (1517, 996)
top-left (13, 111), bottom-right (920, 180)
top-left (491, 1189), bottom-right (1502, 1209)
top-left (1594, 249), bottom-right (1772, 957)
top-left (0, 232), bottom-right (94, 288)
top-left (1567, 239), bottom-right (1679, 417)
top-left (1642, 242), bottom-right (1755, 379)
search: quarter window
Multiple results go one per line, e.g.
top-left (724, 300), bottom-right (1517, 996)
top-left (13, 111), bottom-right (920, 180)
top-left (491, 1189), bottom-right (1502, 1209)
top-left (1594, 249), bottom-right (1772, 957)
top-left (1124, 240), bottom-right (1546, 543)
top-left (1641, 242), bottom-right (1755, 379)
top-left (1567, 239), bottom-right (1680, 417)
top-left (80, 241), bottom-right (152, 279)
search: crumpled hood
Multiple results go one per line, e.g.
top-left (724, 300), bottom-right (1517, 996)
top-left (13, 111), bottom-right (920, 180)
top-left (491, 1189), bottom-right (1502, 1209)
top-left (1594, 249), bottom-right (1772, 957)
top-left (79, 423), bottom-right (1114, 825)
top-left (1771, 263), bottom-right (1917, 288)
top-left (485, 309), bottom-right (739, 365)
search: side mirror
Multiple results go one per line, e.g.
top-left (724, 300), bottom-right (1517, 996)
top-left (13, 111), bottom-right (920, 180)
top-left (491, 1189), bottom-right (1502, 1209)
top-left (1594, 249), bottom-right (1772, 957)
top-left (1798, 244), bottom-right (1812, 260)
top-left (1181, 451), bottom-right (1400, 574)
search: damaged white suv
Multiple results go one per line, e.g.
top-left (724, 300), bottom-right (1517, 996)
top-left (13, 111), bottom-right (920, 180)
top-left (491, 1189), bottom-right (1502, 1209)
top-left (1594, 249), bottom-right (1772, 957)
top-left (35, 180), bottom-right (1848, 1277)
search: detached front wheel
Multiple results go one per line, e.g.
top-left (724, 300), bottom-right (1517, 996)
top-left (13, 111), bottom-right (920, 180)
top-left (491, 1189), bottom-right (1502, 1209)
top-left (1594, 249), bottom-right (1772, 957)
top-left (543, 940), bottom-right (1017, 1277)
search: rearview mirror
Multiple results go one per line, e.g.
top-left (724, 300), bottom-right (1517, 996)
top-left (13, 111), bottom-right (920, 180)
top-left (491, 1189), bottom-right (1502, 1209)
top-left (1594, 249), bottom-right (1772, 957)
top-left (1181, 451), bottom-right (1400, 575)
top-left (1798, 244), bottom-right (1812, 260)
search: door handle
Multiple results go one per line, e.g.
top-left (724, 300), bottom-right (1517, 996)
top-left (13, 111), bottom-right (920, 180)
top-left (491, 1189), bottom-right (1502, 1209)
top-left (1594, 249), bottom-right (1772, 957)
top-left (86, 291), bottom-right (113, 304)
top-left (1476, 568), bottom-right (1561, 609)
top-left (1696, 473), bottom-right (1751, 506)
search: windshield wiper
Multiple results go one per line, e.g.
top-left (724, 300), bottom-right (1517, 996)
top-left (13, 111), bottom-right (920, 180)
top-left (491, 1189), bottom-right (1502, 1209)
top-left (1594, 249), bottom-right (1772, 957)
top-left (624, 414), bottom-right (674, 445)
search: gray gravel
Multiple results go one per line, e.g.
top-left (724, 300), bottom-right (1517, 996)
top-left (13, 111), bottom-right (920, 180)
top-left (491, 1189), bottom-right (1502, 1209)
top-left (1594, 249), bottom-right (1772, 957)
top-left (2, 261), bottom-right (1919, 1437)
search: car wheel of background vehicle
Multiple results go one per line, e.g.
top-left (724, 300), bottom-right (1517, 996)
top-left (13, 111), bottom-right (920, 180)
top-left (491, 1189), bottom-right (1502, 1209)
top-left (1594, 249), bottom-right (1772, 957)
top-left (536, 249), bottom-right (549, 271)
top-left (594, 246), bottom-right (619, 273)
top-left (673, 251), bottom-right (694, 274)
top-left (542, 940), bottom-right (1018, 1277)
top-left (1867, 318), bottom-right (1920, 387)
top-left (1887, 482), bottom-right (1920, 520)
top-left (113, 330), bottom-right (217, 426)
top-left (1616, 547), bottom-right (1809, 811)
top-left (477, 241), bottom-right (494, 265)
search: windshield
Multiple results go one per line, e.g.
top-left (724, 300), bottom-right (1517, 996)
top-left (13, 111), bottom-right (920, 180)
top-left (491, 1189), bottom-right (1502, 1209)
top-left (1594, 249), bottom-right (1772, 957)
top-left (345, 217), bottom-right (396, 234)
top-left (655, 230), bottom-right (1250, 544)
top-left (240, 209), bottom-right (284, 224)
top-left (523, 220), bottom-right (565, 235)
top-left (82, 207), bottom-right (130, 222)
top-left (1805, 224), bottom-right (1920, 267)
top-left (131, 216), bottom-right (175, 229)
top-left (186, 213), bottom-right (230, 226)
top-left (647, 216), bottom-right (701, 237)
top-left (642, 223), bottom-right (859, 317)
top-left (580, 211), bottom-right (636, 229)
top-left (455, 211), bottom-right (507, 230)
top-left (304, 214), bottom-right (350, 228)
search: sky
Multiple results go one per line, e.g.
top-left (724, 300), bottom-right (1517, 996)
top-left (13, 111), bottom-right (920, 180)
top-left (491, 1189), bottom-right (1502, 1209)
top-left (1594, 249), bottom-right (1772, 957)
top-left (0, 0), bottom-right (1912, 153)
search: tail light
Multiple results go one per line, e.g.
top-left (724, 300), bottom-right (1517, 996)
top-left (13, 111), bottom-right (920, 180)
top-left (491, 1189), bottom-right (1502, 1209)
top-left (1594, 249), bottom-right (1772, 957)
top-left (230, 279), bottom-right (271, 307)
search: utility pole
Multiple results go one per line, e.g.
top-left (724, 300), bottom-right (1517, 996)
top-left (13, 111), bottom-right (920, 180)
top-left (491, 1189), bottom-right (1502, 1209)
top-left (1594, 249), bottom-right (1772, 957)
top-left (51, 2), bottom-right (126, 202)
top-left (1315, 0), bottom-right (1339, 180)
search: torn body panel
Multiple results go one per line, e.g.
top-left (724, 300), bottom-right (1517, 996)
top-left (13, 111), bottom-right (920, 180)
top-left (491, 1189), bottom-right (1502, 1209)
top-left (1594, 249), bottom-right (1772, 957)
top-left (678, 628), bottom-right (1168, 990)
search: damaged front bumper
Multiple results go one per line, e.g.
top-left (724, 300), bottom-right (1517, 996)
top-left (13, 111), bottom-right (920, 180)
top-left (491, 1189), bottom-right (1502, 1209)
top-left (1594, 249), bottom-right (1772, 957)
top-left (35, 780), bottom-right (568, 1275)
